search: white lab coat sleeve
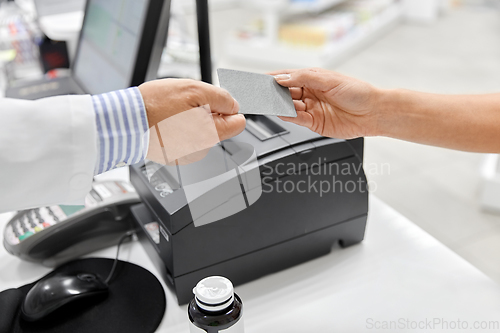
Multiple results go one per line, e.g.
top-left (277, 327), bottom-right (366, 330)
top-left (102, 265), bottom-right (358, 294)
top-left (0, 95), bottom-right (96, 213)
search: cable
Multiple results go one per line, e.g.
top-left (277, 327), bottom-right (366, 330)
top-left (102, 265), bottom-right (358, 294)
top-left (105, 230), bottom-right (137, 285)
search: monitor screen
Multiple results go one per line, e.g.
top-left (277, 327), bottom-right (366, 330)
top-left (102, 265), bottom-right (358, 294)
top-left (73, 0), bottom-right (149, 94)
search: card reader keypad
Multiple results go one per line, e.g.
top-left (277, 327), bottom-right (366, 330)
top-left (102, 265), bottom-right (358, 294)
top-left (5, 206), bottom-right (67, 245)
top-left (5, 181), bottom-right (136, 246)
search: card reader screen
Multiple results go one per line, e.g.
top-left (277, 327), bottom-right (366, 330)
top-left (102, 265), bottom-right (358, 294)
top-left (59, 205), bottom-right (86, 217)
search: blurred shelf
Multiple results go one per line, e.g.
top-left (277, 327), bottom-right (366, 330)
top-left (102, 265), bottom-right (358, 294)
top-left (157, 61), bottom-right (201, 80)
top-left (480, 154), bottom-right (500, 214)
top-left (225, 3), bottom-right (402, 69)
top-left (286, 0), bottom-right (350, 15)
top-left (243, 0), bottom-right (350, 16)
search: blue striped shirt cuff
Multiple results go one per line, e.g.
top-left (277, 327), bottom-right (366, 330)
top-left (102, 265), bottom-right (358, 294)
top-left (91, 87), bottom-right (149, 175)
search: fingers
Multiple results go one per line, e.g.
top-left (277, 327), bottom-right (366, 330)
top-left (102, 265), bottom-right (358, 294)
top-left (212, 114), bottom-right (246, 141)
top-left (293, 100), bottom-right (306, 112)
top-left (278, 111), bottom-right (313, 129)
top-left (289, 87), bottom-right (303, 100)
top-left (267, 69), bottom-right (300, 76)
top-left (198, 82), bottom-right (240, 115)
top-left (273, 68), bottom-right (340, 91)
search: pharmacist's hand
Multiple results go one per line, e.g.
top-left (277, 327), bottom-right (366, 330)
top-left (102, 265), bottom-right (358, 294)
top-left (139, 79), bottom-right (245, 141)
top-left (272, 68), bottom-right (380, 139)
top-left (139, 79), bottom-right (246, 164)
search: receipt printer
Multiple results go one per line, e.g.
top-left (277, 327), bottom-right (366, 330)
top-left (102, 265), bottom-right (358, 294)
top-left (130, 115), bottom-right (368, 304)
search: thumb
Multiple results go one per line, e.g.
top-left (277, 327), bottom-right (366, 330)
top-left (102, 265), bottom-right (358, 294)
top-left (278, 111), bottom-right (314, 130)
top-left (213, 113), bottom-right (246, 141)
top-left (273, 68), bottom-right (340, 91)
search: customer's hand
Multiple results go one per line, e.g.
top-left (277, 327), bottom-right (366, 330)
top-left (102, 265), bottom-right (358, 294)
top-left (272, 68), bottom-right (381, 139)
top-left (139, 79), bottom-right (246, 164)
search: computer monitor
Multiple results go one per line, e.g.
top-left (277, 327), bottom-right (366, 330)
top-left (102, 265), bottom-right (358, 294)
top-left (72, 0), bottom-right (171, 94)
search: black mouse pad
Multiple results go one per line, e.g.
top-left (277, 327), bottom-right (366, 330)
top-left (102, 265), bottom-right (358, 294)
top-left (0, 258), bottom-right (166, 333)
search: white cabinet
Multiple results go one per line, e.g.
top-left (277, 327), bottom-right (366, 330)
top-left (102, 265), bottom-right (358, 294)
top-left (402, 0), bottom-right (446, 23)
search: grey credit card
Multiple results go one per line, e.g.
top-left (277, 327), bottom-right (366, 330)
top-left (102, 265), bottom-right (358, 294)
top-left (217, 68), bottom-right (297, 118)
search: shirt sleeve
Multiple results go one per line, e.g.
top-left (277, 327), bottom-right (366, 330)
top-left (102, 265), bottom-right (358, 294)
top-left (91, 87), bottom-right (150, 175)
top-left (0, 95), bottom-right (96, 213)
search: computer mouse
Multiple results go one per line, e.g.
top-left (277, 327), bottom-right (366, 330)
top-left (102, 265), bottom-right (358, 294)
top-left (21, 272), bottom-right (109, 322)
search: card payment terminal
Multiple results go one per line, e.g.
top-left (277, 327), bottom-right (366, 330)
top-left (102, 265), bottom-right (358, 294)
top-left (3, 181), bottom-right (140, 267)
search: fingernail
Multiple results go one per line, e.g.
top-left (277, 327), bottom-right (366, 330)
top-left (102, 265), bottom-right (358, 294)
top-left (274, 74), bottom-right (291, 80)
top-left (232, 99), bottom-right (240, 114)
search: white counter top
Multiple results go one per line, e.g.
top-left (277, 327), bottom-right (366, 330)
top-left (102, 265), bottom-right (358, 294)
top-left (1, 195), bottom-right (499, 332)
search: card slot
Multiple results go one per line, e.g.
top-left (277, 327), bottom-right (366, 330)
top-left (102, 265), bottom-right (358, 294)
top-left (245, 115), bottom-right (289, 141)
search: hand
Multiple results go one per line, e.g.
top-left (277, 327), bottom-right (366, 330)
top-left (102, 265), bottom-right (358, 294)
top-left (138, 79), bottom-right (246, 164)
top-left (271, 68), bottom-right (381, 139)
top-left (139, 79), bottom-right (245, 140)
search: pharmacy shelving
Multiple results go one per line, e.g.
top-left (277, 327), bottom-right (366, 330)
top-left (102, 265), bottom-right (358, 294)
top-left (225, 1), bottom-right (402, 69)
top-left (480, 154), bottom-right (500, 214)
top-left (248, 0), bottom-right (351, 16)
top-left (287, 0), bottom-right (348, 14)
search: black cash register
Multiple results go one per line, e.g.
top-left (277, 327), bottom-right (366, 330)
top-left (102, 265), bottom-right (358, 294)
top-left (130, 116), bottom-right (369, 304)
